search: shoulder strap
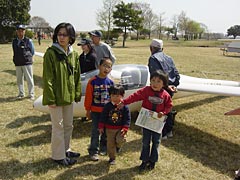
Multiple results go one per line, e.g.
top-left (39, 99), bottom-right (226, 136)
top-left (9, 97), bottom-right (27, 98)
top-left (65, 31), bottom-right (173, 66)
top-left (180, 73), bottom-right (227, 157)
top-left (51, 47), bottom-right (73, 75)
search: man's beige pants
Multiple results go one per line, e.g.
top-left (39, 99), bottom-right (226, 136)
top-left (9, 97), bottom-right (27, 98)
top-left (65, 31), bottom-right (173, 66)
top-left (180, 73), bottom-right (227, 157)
top-left (49, 104), bottom-right (73, 160)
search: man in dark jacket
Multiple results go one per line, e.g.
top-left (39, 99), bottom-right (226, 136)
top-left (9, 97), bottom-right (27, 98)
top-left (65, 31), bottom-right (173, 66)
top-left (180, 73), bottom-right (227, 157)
top-left (12, 24), bottom-right (35, 100)
top-left (148, 39), bottom-right (180, 139)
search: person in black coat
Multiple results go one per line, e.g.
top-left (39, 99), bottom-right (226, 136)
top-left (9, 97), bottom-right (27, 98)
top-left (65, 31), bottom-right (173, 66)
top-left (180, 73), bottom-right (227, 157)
top-left (78, 38), bottom-right (97, 74)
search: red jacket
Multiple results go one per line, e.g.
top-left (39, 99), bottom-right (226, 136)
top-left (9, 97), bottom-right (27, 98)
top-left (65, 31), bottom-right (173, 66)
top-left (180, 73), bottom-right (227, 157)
top-left (123, 86), bottom-right (172, 115)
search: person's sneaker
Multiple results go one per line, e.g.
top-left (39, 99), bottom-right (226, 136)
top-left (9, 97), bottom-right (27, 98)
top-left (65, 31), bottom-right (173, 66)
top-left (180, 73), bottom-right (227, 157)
top-left (139, 161), bottom-right (148, 172)
top-left (99, 150), bottom-right (107, 156)
top-left (162, 135), bottom-right (167, 140)
top-left (108, 158), bottom-right (116, 165)
top-left (90, 154), bottom-right (99, 161)
top-left (235, 170), bottom-right (240, 180)
top-left (54, 157), bottom-right (77, 166)
top-left (29, 96), bottom-right (35, 100)
top-left (148, 161), bottom-right (155, 170)
top-left (16, 95), bottom-right (24, 100)
top-left (235, 176), bottom-right (240, 180)
top-left (167, 131), bottom-right (173, 138)
top-left (66, 151), bottom-right (80, 158)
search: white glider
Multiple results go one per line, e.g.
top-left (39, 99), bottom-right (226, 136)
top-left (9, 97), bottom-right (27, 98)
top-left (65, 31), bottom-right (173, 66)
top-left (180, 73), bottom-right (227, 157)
top-left (33, 63), bottom-right (240, 117)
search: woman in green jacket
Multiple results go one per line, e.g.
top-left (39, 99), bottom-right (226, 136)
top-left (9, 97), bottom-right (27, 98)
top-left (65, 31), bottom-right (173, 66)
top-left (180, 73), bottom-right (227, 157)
top-left (42, 22), bottom-right (81, 166)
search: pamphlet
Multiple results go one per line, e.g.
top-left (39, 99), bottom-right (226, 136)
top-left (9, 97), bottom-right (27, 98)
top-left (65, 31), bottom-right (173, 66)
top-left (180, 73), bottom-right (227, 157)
top-left (135, 107), bottom-right (167, 134)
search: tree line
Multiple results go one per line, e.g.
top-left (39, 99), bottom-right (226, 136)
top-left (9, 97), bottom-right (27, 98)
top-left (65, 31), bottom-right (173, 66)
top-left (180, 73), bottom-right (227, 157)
top-left (0, 0), bottom-right (239, 45)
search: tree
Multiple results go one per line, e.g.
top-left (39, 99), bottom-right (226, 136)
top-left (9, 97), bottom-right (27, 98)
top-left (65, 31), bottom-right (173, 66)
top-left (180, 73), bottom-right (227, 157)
top-left (113, 1), bottom-right (142, 47)
top-left (178, 11), bottom-right (189, 36)
top-left (132, 2), bottom-right (157, 39)
top-left (0, 0), bottom-right (31, 42)
top-left (157, 12), bottom-right (166, 39)
top-left (227, 25), bottom-right (240, 39)
top-left (170, 15), bottom-right (179, 39)
top-left (165, 26), bottom-right (174, 40)
top-left (199, 23), bottom-right (208, 39)
top-left (96, 0), bottom-right (120, 41)
top-left (29, 16), bottom-right (50, 29)
top-left (29, 16), bottom-right (53, 34)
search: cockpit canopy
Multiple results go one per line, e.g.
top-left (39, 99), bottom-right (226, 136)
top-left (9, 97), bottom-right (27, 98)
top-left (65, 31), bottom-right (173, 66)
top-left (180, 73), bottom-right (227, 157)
top-left (81, 64), bottom-right (149, 95)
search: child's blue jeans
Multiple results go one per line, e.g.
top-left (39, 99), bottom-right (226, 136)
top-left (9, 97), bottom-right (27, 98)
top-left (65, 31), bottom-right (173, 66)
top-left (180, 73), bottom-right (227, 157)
top-left (88, 112), bottom-right (107, 155)
top-left (140, 128), bottom-right (161, 163)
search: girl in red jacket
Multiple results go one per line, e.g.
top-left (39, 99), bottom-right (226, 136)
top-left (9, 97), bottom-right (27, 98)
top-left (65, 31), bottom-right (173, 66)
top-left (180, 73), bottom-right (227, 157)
top-left (119, 70), bottom-right (172, 172)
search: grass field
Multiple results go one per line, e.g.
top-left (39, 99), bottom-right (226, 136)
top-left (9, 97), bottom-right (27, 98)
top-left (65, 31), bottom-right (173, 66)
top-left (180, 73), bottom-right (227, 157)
top-left (0, 39), bottom-right (239, 180)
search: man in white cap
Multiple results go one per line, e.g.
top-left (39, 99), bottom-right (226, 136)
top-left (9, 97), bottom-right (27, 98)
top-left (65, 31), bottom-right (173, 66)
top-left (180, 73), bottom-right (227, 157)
top-left (88, 30), bottom-right (116, 68)
top-left (148, 39), bottom-right (180, 139)
top-left (12, 24), bottom-right (35, 100)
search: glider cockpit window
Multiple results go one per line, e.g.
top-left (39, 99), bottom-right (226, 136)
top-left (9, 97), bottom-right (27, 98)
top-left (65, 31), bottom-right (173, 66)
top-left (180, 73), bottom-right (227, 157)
top-left (80, 65), bottom-right (149, 94)
top-left (111, 65), bottom-right (148, 90)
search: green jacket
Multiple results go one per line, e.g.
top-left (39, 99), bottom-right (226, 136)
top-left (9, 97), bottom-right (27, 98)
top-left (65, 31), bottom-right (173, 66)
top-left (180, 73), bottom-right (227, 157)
top-left (42, 45), bottom-right (81, 106)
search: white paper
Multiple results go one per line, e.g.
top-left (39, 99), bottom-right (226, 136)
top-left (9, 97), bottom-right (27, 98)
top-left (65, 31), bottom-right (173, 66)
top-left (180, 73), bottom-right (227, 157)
top-left (135, 107), bottom-right (167, 134)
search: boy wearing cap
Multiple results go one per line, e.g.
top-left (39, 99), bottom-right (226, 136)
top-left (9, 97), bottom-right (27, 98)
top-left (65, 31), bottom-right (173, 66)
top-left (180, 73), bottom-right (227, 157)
top-left (12, 24), bottom-right (35, 100)
top-left (78, 38), bottom-right (97, 73)
top-left (88, 30), bottom-right (116, 68)
top-left (148, 39), bottom-right (180, 139)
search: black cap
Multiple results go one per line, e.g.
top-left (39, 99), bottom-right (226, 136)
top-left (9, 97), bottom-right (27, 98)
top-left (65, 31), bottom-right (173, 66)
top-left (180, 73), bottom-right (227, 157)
top-left (16, 24), bottom-right (26, 30)
top-left (77, 38), bottom-right (92, 46)
top-left (88, 30), bottom-right (102, 37)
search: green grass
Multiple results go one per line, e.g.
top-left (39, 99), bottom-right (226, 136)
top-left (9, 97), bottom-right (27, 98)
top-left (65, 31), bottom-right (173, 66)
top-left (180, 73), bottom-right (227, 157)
top-left (0, 39), bottom-right (240, 180)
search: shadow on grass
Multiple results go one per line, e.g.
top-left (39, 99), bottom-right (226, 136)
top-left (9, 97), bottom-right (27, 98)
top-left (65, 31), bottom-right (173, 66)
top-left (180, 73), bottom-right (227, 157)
top-left (174, 95), bottom-right (228, 112)
top-left (55, 159), bottom-right (139, 180)
top-left (4, 95), bottom-right (239, 178)
top-left (0, 158), bottom-right (61, 180)
top-left (3, 69), bottom-right (43, 88)
top-left (54, 155), bottom-right (112, 179)
top-left (223, 55), bottom-right (240, 58)
top-left (6, 114), bottom-right (50, 129)
top-left (5, 117), bottom-right (84, 147)
top-left (161, 121), bottom-right (240, 177)
top-left (0, 95), bottom-right (23, 103)
top-left (0, 155), bottom-right (138, 180)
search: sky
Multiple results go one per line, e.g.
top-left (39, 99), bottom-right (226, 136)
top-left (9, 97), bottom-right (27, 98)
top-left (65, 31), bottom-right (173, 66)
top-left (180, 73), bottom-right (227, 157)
top-left (29, 0), bottom-right (239, 34)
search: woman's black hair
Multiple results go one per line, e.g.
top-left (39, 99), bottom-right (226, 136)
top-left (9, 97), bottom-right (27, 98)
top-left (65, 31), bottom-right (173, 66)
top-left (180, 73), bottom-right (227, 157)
top-left (52, 22), bottom-right (76, 45)
top-left (150, 70), bottom-right (169, 87)
top-left (109, 85), bottom-right (125, 96)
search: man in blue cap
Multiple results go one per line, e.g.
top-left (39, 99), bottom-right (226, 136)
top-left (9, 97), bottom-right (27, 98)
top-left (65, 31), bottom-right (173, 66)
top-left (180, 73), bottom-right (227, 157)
top-left (12, 24), bottom-right (35, 100)
top-left (88, 30), bottom-right (116, 68)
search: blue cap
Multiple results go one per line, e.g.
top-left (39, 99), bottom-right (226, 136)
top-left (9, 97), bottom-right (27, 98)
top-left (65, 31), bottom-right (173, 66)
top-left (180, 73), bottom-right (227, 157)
top-left (77, 38), bottom-right (92, 46)
top-left (16, 24), bottom-right (26, 30)
top-left (88, 30), bottom-right (102, 37)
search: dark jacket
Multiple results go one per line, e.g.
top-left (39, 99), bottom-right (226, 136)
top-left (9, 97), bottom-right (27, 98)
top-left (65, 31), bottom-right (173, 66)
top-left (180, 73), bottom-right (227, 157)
top-left (99, 102), bottom-right (131, 131)
top-left (12, 37), bottom-right (34, 66)
top-left (148, 50), bottom-right (180, 87)
top-left (79, 49), bottom-right (97, 73)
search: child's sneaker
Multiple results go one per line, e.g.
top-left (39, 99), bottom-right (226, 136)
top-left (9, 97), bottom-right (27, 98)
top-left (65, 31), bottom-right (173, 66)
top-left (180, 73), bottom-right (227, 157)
top-left (99, 150), bottom-right (107, 156)
top-left (108, 158), bottom-right (116, 165)
top-left (139, 161), bottom-right (148, 172)
top-left (148, 161), bottom-right (155, 170)
top-left (90, 154), bottom-right (99, 161)
top-left (235, 170), bottom-right (240, 180)
top-left (167, 131), bottom-right (173, 138)
top-left (162, 135), bottom-right (167, 140)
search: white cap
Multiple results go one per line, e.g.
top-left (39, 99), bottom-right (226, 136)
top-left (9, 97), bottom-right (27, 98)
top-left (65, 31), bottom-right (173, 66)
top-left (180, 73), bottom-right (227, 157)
top-left (150, 39), bottom-right (163, 48)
